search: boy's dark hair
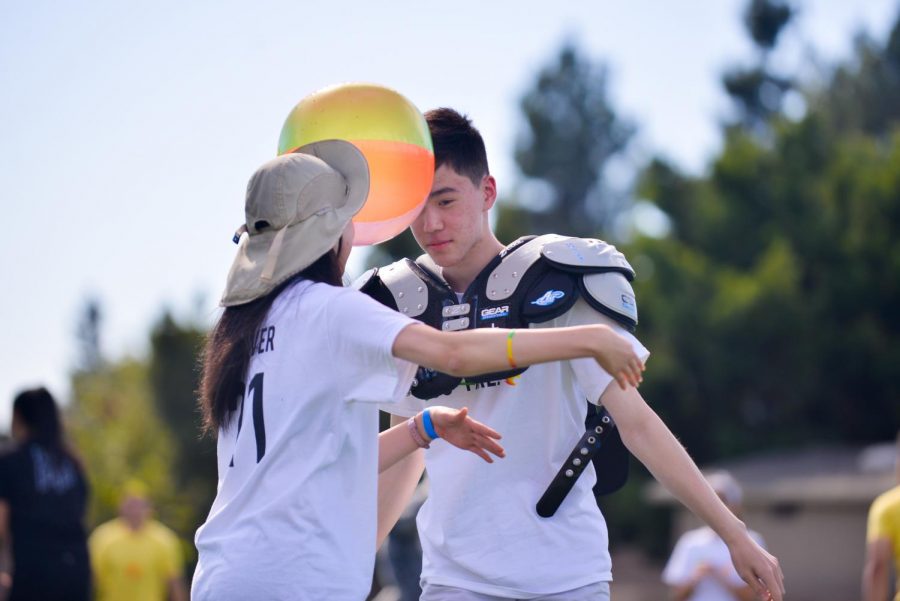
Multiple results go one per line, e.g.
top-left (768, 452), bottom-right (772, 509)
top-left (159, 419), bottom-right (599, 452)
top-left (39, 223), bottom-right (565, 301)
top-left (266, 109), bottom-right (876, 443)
top-left (424, 108), bottom-right (489, 186)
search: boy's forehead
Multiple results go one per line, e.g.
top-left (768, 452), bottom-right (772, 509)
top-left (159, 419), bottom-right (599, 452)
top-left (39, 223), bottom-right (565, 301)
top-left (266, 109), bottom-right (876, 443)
top-left (432, 164), bottom-right (478, 190)
top-left (431, 167), bottom-right (471, 189)
top-left (429, 184), bottom-right (457, 198)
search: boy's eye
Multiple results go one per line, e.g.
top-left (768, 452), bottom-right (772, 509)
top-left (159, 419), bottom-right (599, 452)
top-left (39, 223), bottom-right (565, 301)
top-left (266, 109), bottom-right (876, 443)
top-left (438, 198), bottom-right (454, 207)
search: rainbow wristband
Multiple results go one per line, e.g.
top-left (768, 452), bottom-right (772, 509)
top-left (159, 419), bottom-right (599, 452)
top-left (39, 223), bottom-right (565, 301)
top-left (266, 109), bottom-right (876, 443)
top-left (422, 408), bottom-right (439, 440)
top-left (506, 330), bottom-right (518, 369)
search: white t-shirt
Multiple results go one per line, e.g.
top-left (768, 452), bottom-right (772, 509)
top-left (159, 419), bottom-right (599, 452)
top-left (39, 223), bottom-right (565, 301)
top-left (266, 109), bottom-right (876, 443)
top-left (386, 298), bottom-right (650, 598)
top-left (192, 281), bottom-right (417, 601)
top-left (662, 526), bottom-right (766, 601)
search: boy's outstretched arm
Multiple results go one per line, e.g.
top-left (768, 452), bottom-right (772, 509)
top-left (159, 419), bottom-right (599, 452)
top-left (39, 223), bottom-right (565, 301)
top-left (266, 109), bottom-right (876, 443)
top-left (600, 384), bottom-right (785, 601)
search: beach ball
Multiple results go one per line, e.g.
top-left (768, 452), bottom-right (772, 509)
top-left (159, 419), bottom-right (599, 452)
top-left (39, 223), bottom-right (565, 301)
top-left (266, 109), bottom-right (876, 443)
top-left (278, 83), bottom-right (434, 246)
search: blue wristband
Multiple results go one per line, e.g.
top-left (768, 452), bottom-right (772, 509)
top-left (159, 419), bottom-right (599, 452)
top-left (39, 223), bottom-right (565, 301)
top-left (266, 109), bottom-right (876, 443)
top-left (422, 409), bottom-right (439, 440)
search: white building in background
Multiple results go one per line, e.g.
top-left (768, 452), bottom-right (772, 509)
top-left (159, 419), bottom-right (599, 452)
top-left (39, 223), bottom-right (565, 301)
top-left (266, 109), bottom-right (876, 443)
top-left (647, 442), bottom-right (896, 601)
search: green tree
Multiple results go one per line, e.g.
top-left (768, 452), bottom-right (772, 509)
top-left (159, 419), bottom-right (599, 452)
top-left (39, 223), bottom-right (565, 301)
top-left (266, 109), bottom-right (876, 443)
top-left (722, 0), bottom-right (795, 134)
top-left (68, 359), bottom-right (180, 528)
top-left (74, 298), bottom-right (103, 372)
top-left (633, 111), bottom-right (900, 463)
top-left (744, 0), bottom-right (793, 50)
top-left (813, 13), bottom-right (900, 137)
top-left (67, 303), bottom-right (215, 570)
top-left (514, 41), bottom-right (635, 237)
top-left (148, 310), bottom-right (217, 520)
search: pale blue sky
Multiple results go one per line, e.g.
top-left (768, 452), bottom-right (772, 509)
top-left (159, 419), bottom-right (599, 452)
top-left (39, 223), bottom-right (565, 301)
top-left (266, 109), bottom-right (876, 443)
top-left (1, 0), bottom-right (895, 429)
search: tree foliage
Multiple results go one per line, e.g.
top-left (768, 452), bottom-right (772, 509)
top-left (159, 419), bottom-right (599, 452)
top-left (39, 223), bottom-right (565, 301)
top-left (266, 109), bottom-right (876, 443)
top-left (67, 307), bottom-right (215, 570)
top-left (631, 31), bottom-right (900, 463)
top-left (148, 311), bottom-right (217, 520)
top-left (812, 14), bottom-right (900, 137)
top-left (514, 42), bottom-right (635, 237)
top-left (744, 0), bottom-right (793, 50)
top-left (723, 0), bottom-right (795, 133)
top-left (68, 359), bottom-right (180, 528)
top-left (74, 298), bottom-right (103, 373)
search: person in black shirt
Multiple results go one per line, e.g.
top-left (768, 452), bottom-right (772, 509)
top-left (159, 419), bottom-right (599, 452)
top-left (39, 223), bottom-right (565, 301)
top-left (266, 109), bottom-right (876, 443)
top-left (0, 387), bottom-right (90, 601)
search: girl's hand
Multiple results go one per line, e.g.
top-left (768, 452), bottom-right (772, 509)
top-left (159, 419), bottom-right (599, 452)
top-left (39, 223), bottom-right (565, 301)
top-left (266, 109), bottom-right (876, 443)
top-left (593, 325), bottom-right (645, 390)
top-left (424, 407), bottom-right (505, 463)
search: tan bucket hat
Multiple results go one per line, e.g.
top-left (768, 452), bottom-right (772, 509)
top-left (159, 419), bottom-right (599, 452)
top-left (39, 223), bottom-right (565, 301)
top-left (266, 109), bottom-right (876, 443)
top-left (221, 140), bottom-right (369, 306)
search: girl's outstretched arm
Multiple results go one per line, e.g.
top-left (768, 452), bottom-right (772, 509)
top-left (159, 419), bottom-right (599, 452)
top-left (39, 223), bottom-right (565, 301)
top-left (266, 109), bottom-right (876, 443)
top-left (393, 323), bottom-right (644, 391)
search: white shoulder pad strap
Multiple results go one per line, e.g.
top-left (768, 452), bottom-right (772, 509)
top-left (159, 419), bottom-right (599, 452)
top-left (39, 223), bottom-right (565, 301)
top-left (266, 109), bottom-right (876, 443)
top-left (582, 272), bottom-right (638, 326)
top-left (378, 260), bottom-right (429, 317)
top-left (487, 234), bottom-right (570, 301)
top-left (542, 237), bottom-right (635, 278)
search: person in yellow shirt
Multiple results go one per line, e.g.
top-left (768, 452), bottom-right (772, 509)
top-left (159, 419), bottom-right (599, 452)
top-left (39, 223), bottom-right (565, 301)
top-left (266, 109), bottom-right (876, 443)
top-left (864, 431), bottom-right (900, 601)
top-left (89, 482), bottom-right (188, 601)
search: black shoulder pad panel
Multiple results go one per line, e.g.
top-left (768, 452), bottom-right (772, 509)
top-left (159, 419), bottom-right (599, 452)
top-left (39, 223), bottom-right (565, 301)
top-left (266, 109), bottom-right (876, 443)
top-left (352, 267), bottom-right (397, 310)
top-left (520, 265), bottom-right (580, 323)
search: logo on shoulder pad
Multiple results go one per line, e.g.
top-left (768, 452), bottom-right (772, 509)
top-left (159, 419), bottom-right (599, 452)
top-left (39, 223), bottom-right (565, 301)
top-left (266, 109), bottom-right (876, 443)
top-left (531, 290), bottom-right (565, 307)
top-left (480, 305), bottom-right (509, 320)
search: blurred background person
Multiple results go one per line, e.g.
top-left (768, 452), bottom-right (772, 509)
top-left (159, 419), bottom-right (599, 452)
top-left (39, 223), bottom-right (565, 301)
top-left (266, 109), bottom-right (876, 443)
top-left (863, 431), bottom-right (900, 601)
top-left (662, 471), bottom-right (764, 601)
top-left (89, 480), bottom-right (187, 601)
top-left (0, 387), bottom-right (90, 601)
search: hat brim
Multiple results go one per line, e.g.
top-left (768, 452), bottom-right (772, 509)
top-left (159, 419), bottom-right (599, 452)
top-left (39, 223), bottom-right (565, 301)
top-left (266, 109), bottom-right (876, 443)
top-left (293, 139), bottom-right (370, 224)
top-left (220, 139), bottom-right (369, 306)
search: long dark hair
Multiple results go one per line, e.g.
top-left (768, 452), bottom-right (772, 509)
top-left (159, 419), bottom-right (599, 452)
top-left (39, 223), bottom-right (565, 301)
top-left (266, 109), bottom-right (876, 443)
top-left (199, 249), bottom-right (343, 435)
top-left (13, 387), bottom-right (75, 463)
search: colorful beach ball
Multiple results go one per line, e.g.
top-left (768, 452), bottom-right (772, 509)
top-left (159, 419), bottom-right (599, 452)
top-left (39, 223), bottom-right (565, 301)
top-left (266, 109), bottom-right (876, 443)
top-left (278, 83), bottom-right (434, 246)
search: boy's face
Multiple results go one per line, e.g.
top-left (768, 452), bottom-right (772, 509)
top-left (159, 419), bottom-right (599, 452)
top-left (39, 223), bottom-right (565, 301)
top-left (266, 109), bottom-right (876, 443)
top-left (410, 164), bottom-right (495, 269)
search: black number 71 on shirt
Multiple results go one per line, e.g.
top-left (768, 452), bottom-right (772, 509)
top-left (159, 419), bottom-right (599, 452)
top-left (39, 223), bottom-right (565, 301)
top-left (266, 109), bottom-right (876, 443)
top-left (229, 372), bottom-right (266, 467)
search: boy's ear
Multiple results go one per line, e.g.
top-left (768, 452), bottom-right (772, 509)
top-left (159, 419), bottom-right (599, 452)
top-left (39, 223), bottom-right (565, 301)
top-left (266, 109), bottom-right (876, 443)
top-left (482, 175), bottom-right (498, 210)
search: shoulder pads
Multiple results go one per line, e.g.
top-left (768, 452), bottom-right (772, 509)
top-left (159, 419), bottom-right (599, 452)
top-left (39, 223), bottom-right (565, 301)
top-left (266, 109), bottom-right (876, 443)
top-left (491, 235), bottom-right (638, 330)
top-left (486, 234), bottom-right (570, 301)
top-left (352, 260), bottom-right (438, 319)
top-left (351, 267), bottom-right (377, 291)
top-left (352, 267), bottom-right (396, 310)
top-left (486, 235), bottom-right (636, 304)
top-left (541, 237), bottom-right (635, 279)
top-left (537, 236), bottom-right (638, 329)
top-left (581, 272), bottom-right (638, 330)
top-left (355, 260), bottom-right (463, 399)
top-left (377, 259), bottom-right (430, 318)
